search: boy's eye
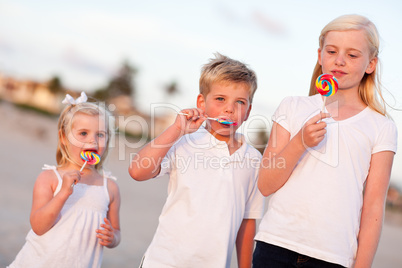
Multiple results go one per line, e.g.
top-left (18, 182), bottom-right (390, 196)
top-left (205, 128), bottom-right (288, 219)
top-left (216, 97), bottom-right (224, 101)
top-left (236, 100), bottom-right (245, 105)
top-left (349, 54), bottom-right (357, 58)
top-left (327, 50), bottom-right (336, 54)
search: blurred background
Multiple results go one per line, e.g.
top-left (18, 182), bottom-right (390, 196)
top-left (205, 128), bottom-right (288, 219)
top-left (1, 0), bottom-right (401, 267)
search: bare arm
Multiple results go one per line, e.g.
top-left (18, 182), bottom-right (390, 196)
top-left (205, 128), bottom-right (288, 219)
top-left (354, 151), bottom-right (395, 268)
top-left (128, 108), bottom-right (206, 181)
top-left (30, 170), bottom-right (80, 235)
top-left (236, 219), bottom-right (256, 268)
top-left (258, 113), bottom-right (330, 196)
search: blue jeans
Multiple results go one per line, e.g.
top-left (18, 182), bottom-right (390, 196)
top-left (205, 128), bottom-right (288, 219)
top-left (253, 241), bottom-right (346, 268)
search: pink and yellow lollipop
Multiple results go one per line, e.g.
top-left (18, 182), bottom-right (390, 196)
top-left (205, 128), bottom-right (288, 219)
top-left (316, 73), bottom-right (338, 112)
top-left (80, 150), bottom-right (101, 171)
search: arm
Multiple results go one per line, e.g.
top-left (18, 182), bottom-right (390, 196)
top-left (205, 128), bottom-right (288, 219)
top-left (258, 113), bottom-right (330, 196)
top-left (30, 170), bottom-right (81, 235)
top-left (97, 179), bottom-right (121, 248)
top-left (236, 219), bottom-right (256, 268)
top-left (354, 151), bottom-right (395, 268)
top-left (128, 108), bottom-right (206, 181)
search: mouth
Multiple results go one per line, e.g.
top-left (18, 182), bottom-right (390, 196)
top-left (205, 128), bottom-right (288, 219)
top-left (80, 149), bottom-right (101, 165)
top-left (331, 70), bottom-right (347, 77)
top-left (83, 149), bottom-right (99, 154)
top-left (216, 117), bottom-right (238, 126)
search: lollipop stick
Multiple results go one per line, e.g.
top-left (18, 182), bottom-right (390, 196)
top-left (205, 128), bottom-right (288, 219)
top-left (80, 161), bottom-right (87, 172)
top-left (321, 96), bottom-right (327, 113)
top-left (178, 112), bottom-right (236, 125)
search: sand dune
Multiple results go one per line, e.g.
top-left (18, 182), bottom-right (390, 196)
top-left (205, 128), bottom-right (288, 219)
top-left (0, 102), bottom-right (401, 268)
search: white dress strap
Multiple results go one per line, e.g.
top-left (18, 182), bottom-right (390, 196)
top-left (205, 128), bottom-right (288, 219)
top-left (42, 164), bottom-right (63, 196)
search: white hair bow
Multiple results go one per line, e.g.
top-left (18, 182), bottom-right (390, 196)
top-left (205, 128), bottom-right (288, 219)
top-left (62, 92), bottom-right (88, 105)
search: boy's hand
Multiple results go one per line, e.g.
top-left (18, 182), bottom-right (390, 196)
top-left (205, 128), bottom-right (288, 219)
top-left (96, 218), bottom-right (116, 247)
top-left (300, 112), bottom-right (331, 148)
top-left (175, 108), bottom-right (206, 135)
top-left (61, 170), bottom-right (81, 194)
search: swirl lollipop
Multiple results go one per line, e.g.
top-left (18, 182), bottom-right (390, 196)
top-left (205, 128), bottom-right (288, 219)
top-left (316, 73), bottom-right (338, 112)
top-left (80, 150), bottom-right (101, 171)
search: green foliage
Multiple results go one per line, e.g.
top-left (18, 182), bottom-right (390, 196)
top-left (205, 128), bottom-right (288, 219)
top-left (48, 75), bottom-right (64, 94)
top-left (107, 61), bottom-right (137, 98)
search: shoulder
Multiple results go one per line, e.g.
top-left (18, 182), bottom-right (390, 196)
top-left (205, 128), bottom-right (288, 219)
top-left (244, 143), bottom-right (262, 159)
top-left (366, 108), bottom-right (398, 133)
top-left (174, 127), bottom-right (211, 149)
top-left (107, 178), bottom-right (120, 191)
top-left (274, 95), bottom-right (320, 118)
top-left (34, 169), bottom-right (59, 192)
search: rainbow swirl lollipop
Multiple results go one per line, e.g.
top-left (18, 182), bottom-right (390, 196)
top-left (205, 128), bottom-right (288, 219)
top-left (79, 150), bottom-right (101, 172)
top-left (316, 73), bottom-right (338, 112)
top-left (316, 73), bottom-right (338, 97)
top-left (215, 118), bottom-right (238, 126)
top-left (80, 150), bottom-right (101, 165)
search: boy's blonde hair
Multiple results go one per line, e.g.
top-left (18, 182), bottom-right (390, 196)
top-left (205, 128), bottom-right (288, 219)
top-left (200, 53), bottom-right (258, 103)
top-left (309, 14), bottom-right (387, 116)
top-left (56, 101), bottom-right (115, 171)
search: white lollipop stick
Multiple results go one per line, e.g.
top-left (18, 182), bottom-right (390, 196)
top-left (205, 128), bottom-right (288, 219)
top-left (80, 161), bottom-right (88, 172)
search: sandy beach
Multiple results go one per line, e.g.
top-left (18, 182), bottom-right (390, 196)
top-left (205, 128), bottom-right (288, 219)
top-left (1, 101), bottom-right (401, 268)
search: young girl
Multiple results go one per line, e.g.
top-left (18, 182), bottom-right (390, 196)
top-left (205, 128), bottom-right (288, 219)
top-left (253, 15), bottom-right (397, 268)
top-left (8, 92), bottom-right (121, 268)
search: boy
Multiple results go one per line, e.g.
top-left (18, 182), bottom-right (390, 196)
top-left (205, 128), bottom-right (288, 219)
top-left (129, 53), bottom-right (264, 268)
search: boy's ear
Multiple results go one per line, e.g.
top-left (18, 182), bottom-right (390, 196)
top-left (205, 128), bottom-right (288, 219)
top-left (244, 104), bottom-right (252, 121)
top-left (196, 94), bottom-right (205, 110)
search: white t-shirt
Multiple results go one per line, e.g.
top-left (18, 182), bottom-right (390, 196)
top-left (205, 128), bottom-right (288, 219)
top-left (255, 94), bottom-right (398, 267)
top-left (142, 127), bottom-right (265, 268)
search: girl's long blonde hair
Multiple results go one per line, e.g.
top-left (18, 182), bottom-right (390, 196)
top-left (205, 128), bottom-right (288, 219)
top-left (56, 101), bottom-right (115, 171)
top-left (309, 14), bottom-right (388, 116)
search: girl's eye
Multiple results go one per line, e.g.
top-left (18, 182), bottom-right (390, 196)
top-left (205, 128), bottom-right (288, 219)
top-left (80, 131), bottom-right (88, 136)
top-left (349, 54), bottom-right (357, 58)
top-left (97, 133), bottom-right (105, 138)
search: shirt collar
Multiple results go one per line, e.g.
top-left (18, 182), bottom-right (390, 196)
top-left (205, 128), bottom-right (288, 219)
top-left (188, 126), bottom-right (249, 158)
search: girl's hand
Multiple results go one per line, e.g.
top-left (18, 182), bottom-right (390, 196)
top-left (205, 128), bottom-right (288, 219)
top-left (61, 170), bottom-right (81, 194)
top-left (96, 218), bottom-right (116, 247)
top-left (300, 112), bottom-right (331, 148)
top-left (175, 108), bottom-right (206, 135)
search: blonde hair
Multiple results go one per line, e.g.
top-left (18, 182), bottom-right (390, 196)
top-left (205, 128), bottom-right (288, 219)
top-left (199, 52), bottom-right (258, 103)
top-left (56, 101), bottom-right (115, 171)
top-left (309, 14), bottom-right (387, 116)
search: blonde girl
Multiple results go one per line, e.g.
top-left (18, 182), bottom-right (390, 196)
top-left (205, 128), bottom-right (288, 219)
top-left (8, 92), bottom-right (121, 268)
top-left (254, 15), bottom-right (397, 268)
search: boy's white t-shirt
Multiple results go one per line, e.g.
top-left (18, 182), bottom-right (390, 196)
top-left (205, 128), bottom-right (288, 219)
top-left (142, 127), bottom-right (264, 268)
top-left (255, 94), bottom-right (398, 267)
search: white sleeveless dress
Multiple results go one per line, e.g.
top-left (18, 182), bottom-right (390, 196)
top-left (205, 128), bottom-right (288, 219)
top-left (8, 165), bottom-right (111, 268)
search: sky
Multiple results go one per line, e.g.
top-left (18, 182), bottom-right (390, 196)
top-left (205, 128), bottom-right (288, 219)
top-left (1, 0), bottom-right (401, 186)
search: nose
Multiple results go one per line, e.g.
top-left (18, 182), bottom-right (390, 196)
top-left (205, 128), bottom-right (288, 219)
top-left (88, 134), bottom-right (98, 146)
top-left (335, 54), bottom-right (345, 66)
top-left (225, 102), bottom-right (235, 114)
